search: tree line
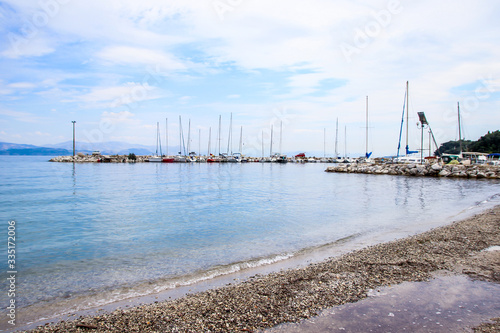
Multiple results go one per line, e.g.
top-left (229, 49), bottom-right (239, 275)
top-left (435, 130), bottom-right (500, 155)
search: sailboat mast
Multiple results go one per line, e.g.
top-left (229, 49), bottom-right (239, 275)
top-left (335, 118), bottom-right (339, 158)
top-left (198, 129), bottom-right (201, 158)
top-left (405, 81), bottom-right (409, 153)
top-left (279, 121), bottom-right (283, 155)
top-left (178, 116), bottom-right (182, 155)
top-left (344, 125), bottom-right (347, 158)
top-left (365, 96), bottom-right (369, 157)
top-left (261, 131), bottom-right (264, 158)
top-left (155, 122), bottom-right (158, 156)
top-left (159, 122), bottom-right (163, 156)
top-left (208, 127), bottom-right (211, 156)
top-left (428, 129), bottom-right (431, 157)
top-left (239, 126), bottom-right (243, 154)
top-left (323, 128), bottom-right (326, 158)
top-left (458, 102), bottom-right (462, 155)
top-left (218, 115), bottom-right (221, 156)
top-left (270, 125), bottom-right (273, 157)
top-left (227, 112), bottom-right (233, 155)
top-left (187, 119), bottom-right (191, 155)
top-left (165, 118), bottom-right (168, 157)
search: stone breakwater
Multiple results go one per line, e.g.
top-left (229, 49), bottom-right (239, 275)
top-left (49, 155), bottom-right (149, 163)
top-left (325, 163), bottom-right (500, 179)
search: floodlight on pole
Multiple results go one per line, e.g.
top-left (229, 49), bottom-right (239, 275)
top-left (417, 112), bottom-right (428, 125)
top-left (417, 112), bottom-right (428, 164)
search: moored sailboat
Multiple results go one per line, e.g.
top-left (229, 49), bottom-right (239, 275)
top-left (147, 122), bottom-right (163, 162)
top-left (162, 118), bottom-right (174, 162)
top-left (395, 81), bottom-right (420, 163)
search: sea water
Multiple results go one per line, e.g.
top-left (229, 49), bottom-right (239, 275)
top-left (0, 156), bottom-right (499, 329)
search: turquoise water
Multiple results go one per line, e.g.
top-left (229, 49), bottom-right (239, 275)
top-left (0, 156), bottom-right (499, 327)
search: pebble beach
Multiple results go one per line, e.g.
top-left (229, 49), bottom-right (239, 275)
top-left (22, 205), bottom-right (500, 333)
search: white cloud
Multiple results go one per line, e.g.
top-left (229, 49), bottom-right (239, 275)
top-left (8, 82), bottom-right (36, 89)
top-left (1, 34), bottom-right (54, 59)
top-left (34, 131), bottom-right (51, 136)
top-left (101, 110), bottom-right (136, 125)
top-left (0, 108), bottom-right (39, 123)
top-left (178, 96), bottom-right (192, 104)
top-left (71, 84), bottom-right (165, 108)
top-left (96, 46), bottom-right (187, 71)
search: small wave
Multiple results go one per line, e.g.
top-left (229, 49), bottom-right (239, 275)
top-left (294, 233), bottom-right (363, 256)
top-left (146, 252), bottom-right (296, 293)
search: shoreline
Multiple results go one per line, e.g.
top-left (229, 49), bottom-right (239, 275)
top-left (19, 205), bottom-right (500, 332)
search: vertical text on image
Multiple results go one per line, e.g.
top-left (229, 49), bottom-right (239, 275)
top-left (7, 220), bottom-right (17, 326)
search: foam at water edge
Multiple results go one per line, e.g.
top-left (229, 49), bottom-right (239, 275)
top-left (14, 252), bottom-right (296, 328)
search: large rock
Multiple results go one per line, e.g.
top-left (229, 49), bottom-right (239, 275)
top-left (438, 169), bottom-right (451, 177)
top-left (431, 163), bottom-right (443, 171)
top-left (476, 172), bottom-right (486, 179)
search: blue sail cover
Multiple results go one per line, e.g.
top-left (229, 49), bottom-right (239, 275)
top-left (405, 146), bottom-right (418, 155)
top-left (365, 152), bottom-right (372, 158)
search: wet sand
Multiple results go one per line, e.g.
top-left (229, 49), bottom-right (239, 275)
top-left (21, 206), bottom-right (500, 332)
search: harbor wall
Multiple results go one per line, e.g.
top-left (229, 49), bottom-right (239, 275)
top-left (49, 154), bottom-right (149, 163)
top-left (325, 163), bottom-right (500, 179)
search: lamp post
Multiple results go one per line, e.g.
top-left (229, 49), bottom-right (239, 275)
top-left (417, 112), bottom-right (428, 165)
top-left (72, 121), bottom-right (76, 156)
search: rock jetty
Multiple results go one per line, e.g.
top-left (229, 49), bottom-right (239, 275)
top-left (325, 163), bottom-right (500, 179)
top-left (49, 154), bottom-right (149, 163)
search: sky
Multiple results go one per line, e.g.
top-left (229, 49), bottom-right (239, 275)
top-left (1, 0), bottom-right (499, 157)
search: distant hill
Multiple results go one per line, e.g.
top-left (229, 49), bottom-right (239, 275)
top-left (435, 130), bottom-right (500, 155)
top-left (0, 142), bottom-right (39, 150)
top-left (117, 148), bottom-right (155, 155)
top-left (44, 141), bottom-right (156, 155)
top-left (0, 141), bottom-right (159, 156)
top-left (0, 148), bottom-right (71, 156)
top-left (0, 142), bottom-right (70, 155)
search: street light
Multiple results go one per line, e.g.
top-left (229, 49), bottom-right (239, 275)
top-left (417, 112), bottom-right (428, 164)
top-left (72, 121), bottom-right (76, 156)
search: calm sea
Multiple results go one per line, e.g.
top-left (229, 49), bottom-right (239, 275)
top-left (0, 156), bottom-right (499, 329)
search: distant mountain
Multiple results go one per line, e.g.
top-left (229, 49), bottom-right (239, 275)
top-left (0, 142), bottom-right (70, 155)
top-left (0, 148), bottom-right (71, 156)
top-left (117, 148), bottom-right (155, 155)
top-left (0, 141), bottom-right (164, 156)
top-left (0, 142), bottom-right (40, 150)
top-left (44, 141), bottom-right (156, 155)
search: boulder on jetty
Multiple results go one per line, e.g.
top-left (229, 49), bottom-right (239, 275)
top-left (325, 163), bottom-right (500, 179)
top-left (49, 154), bottom-right (149, 163)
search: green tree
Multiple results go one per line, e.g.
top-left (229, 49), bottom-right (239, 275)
top-left (469, 130), bottom-right (500, 153)
top-left (435, 130), bottom-right (500, 155)
top-left (435, 139), bottom-right (472, 155)
top-left (128, 153), bottom-right (137, 160)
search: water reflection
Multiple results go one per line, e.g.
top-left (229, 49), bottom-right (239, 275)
top-left (72, 162), bottom-right (76, 196)
top-left (265, 274), bottom-right (500, 333)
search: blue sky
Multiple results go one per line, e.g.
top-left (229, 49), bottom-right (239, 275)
top-left (1, 0), bottom-right (499, 157)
